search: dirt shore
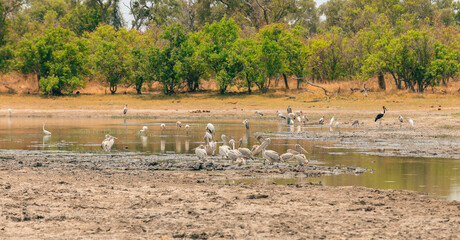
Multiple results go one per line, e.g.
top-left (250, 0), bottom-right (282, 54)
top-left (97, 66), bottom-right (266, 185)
top-left (1, 162), bottom-right (460, 239)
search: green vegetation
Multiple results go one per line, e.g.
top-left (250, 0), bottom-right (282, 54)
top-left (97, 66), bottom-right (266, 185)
top-left (0, 0), bottom-right (459, 95)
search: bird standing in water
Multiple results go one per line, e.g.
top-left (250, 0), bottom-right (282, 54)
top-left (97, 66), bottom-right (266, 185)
top-left (243, 119), bottom-right (249, 130)
top-left (123, 104), bottom-right (128, 115)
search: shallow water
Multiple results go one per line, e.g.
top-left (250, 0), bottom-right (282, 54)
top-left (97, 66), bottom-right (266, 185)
top-left (1, 117), bottom-right (460, 200)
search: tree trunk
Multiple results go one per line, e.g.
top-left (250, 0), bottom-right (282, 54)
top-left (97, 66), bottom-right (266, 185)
top-left (37, 74), bottom-right (41, 91)
top-left (283, 74), bottom-right (289, 89)
top-left (378, 72), bottom-right (386, 90)
top-left (246, 73), bottom-right (251, 93)
top-left (110, 84), bottom-right (117, 94)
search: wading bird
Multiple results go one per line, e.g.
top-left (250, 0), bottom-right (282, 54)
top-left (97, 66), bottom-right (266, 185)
top-left (101, 135), bottom-right (117, 152)
top-left (176, 121), bottom-right (182, 129)
top-left (42, 123), bottom-right (51, 135)
top-left (409, 118), bottom-right (414, 128)
top-left (330, 116), bottom-right (335, 126)
top-left (160, 123), bottom-right (166, 130)
top-left (287, 105), bottom-right (292, 114)
top-left (319, 116), bottom-right (325, 125)
top-left (237, 138), bottom-right (254, 160)
top-left (374, 106), bottom-right (387, 127)
top-left (302, 115), bottom-right (309, 124)
top-left (399, 115), bottom-right (404, 128)
top-left (139, 126), bottom-right (148, 134)
top-left (204, 132), bottom-right (216, 156)
top-left (185, 124), bottom-right (190, 133)
top-left (219, 135), bottom-right (231, 159)
top-left (243, 119), bottom-right (249, 130)
top-left (259, 138), bottom-right (280, 164)
top-left (123, 104), bottom-right (128, 115)
top-left (255, 111), bottom-right (264, 117)
top-left (287, 144), bottom-right (308, 155)
top-left (8, 109), bottom-right (12, 117)
top-left (195, 145), bottom-right (208, 161)
top-left (352, 120), bottom-right (360, 127)
top-left (294, 154), bottom-right (309, 165)
top-left (277, 111), bottom-right (286, 119)
top-left (287, 115), bottom-right (295, 125)
top-left (206, 123), bottom-right (215, 136)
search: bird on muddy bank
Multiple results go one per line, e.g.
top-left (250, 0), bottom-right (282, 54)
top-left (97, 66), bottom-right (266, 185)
top-left (195, 145), bottom-right (208, 161)
top-left (399, 115), bottom-right (404, 128)
top-left (287, 105), bottom-right (292, 114)
top-left (237, 138), bottom-right (254, 161)
top-left (243, 119), bottom-right (249, 130)
top-left (206, 123), bottom-right (215, 136)
top-left (277, 111), bottom-right (286, 119)
top-left (375, 106), bottom-right (387, 127)
top-left (287, 144), bottom-right (308, 156)
top-left (176, 121), bottom-right (182, 129)
top-left (123, 104), bottom-right (128, 115)
top-left (255, 111), bottom-right (264, 117)
top-left (42, 123), bottom-right (51, 135)
top-left (409, 118), bottom-right (414, 128)
top-left (352, 120), bottom-right (360, 127)
top-left (257, 138), bottom-right (280, 164)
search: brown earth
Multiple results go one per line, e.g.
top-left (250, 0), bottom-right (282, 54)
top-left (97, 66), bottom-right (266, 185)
top-left (1, 166), bottom-right (460, 239)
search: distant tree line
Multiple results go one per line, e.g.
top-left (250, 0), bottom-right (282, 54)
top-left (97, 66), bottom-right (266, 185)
top-left (0, 0), bottom-right (460, 95)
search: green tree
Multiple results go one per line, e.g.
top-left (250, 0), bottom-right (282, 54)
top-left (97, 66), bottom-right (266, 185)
top-left (87, 24), bottom-right (137, 94)
top-left (180, 31), bottom-right (209, 91)
top-left (200, 17), bottom-right (241, 94)
top-left (16, 27), bottom-right (88, 95)
top-left (61, 1), bottom-right (102, 36)
top-left (154, 24), bottom-right (188, 94)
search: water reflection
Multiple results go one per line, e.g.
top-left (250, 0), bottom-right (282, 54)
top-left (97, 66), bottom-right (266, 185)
top-left (141, 135), bottom-right (148, 148)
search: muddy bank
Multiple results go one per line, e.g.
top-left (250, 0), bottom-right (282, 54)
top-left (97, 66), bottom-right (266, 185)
top-left (0, 149), bottom-right (366, 176)
top-left (1, 166), bottom-right (460, 239)
top-left (263, 124), bottom-right (460, 159)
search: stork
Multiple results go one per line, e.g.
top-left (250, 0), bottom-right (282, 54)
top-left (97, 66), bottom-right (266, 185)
top-left (374, 106), bottom-right (387, 127)
top-left (123, 104), bottom-right (128, 115)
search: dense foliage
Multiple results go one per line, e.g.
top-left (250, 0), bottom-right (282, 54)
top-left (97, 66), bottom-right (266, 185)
top-left (0, 0), bottom-right (459, 95)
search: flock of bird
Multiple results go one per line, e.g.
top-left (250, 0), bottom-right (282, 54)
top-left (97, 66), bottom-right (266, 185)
top-left (6, 104), bottom-right (415, 164)
top-left (193, 123), bottom-right (310, 166)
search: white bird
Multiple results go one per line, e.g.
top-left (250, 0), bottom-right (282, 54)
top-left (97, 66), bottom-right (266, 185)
top-left (330, 116), bottom-right (335, 126)
top-left (206, 123), bottom-right (215, 136)
top-left (8, 109), bottom-right (12, 117)
top-left (219, 135), bottom-right (231, 158)
top-left (42, 123), bottom-right (51, 135)
top-left (101, 134), bottom-right (117, 152)
top-left (294, 154), bottom-right (309, 165)
top-left (185, 124), bottom-right (190, 133)
top-left (160, 123), bottom-right (166, 130)
top-left (277, 111), bottom-right (286, 119)
top-left (319, 116), bottom-right (325, 125)
top-left (237, 138), bottom-right (254, 160)
top-left (259, 138), bottom-right (280, 164)
top-left (243, 119), bottom-right (249, 130)
top-left (296, 116), bottom-right (301, 123)
top-left (123, 104), bottom-right (128, 115)
top-left (287, 105), bottom-right (292, 114)
top-left (334, 121), bottom-right (339, 127)
top-left (302, 115), bottom-right (309, 124)
top-left (399, 115), bottom-right (404, 128)
top-left (409, 118), bottom-right (414, 128)
top-left (195, 145), bottom-right (208, 161)
top-left (176, 121), bottom-right (182, 129)
top-left (204, 132), bottom-right (216, 156)
top-left (255, 111), bottom-right (264, 117)
top-left (139, 126), bottom-right (148, 134)
top-left (287, 144), bottom-right (308, 155)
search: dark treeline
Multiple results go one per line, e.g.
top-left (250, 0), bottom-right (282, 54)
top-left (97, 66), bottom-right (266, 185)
top-left (0, 0), bottom-right (460, 95)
